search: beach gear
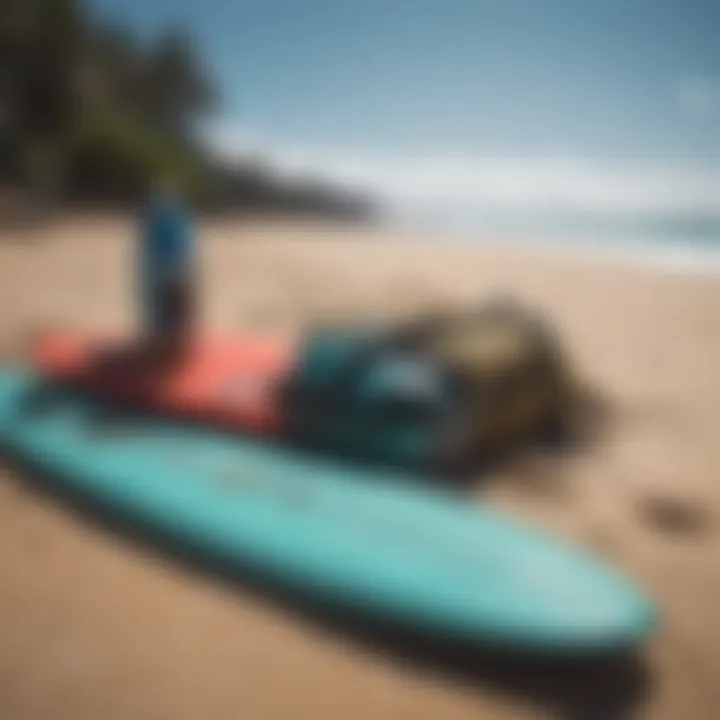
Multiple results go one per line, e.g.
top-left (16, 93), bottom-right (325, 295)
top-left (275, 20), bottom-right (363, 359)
top-left (280, 299), bottom-right (574, 470)
top-left (35, 331), bottom-right (295, 437)
top-left (0, 368), bottom-right (655, 654)
top-left (35, 298), bottom-right (575, 472)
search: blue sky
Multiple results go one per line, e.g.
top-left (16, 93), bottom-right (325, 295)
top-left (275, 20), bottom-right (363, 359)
top-left (88, 0), bottom-right (720, 215)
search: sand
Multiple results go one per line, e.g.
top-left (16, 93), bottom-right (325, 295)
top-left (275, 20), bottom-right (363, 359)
top-left (0, 215), bottom-right (718, 720)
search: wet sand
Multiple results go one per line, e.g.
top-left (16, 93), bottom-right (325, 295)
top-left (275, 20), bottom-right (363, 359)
top-left (0, 215), bottom-right (718, 720)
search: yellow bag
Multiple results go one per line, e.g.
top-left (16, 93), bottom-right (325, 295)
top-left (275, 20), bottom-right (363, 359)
top-left (413, 298), bottom-right (573, 454)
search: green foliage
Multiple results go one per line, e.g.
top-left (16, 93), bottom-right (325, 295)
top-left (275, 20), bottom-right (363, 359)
top-left (69, 106), bottom-right (207, 202)
top-left (0, 0), bottom-right (370, 217)
top-left (137, 28), bottom-right (216, 138)
top-left (0, 0), bottom-right (215, 204)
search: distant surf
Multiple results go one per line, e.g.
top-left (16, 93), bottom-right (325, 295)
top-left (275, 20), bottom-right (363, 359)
top-left (387, 204), bottom-right (720, 276)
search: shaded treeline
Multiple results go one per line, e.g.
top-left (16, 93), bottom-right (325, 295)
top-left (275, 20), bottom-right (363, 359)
top-left (0, 0), bottom-right (373, 220)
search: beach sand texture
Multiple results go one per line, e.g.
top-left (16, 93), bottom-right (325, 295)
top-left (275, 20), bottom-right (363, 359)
top-left (0, 216), bottom-right (718, 720)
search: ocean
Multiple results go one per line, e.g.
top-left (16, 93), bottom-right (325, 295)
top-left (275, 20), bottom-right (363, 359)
top-left (387, 204), bottom-right (720, 276)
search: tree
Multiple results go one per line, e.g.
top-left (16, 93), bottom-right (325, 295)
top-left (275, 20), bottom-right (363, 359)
top-left (138, 28), bottom-right (216, 142)
top-left (0, 0), bottom-right (370, 217)
top-left (0, 0), bottom-right (84, 198)
top-left (81, 22), bottom-right (141, 112)
top-left (69, 105), bottom-right (206, 203)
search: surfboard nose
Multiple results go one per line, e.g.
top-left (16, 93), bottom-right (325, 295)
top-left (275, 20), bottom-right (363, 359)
top-left (507, 554), bottom-right (658, 652)
top-left (555, 585), bottom-right (656, 651)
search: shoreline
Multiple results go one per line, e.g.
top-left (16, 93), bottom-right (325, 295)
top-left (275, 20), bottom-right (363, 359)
top-left (5, 207), bottom-right (719, 277)
top-left (385, 222), bottom-right (720, 278)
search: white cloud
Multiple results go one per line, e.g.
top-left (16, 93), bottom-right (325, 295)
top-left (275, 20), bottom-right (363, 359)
top-left (207, 125), bottom-right (720, 217)
top-left (677, 77), bottom-right (718, 116)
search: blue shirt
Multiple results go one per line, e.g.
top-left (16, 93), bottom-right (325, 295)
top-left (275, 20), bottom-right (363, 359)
top-left (140, 195), bottom-right (196, 333)
top-left (142, 195), bottom-right (195, 282)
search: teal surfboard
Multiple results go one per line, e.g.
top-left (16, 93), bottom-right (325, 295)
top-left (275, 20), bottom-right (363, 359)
top-left (0, 370), bottom-right (654, 653)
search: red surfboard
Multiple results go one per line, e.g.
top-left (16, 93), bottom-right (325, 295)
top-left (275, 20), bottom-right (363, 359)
top-left (34, 331), bottom-right (297, 436)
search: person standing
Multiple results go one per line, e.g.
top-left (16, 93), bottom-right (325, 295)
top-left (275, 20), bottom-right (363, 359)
top-left (140, 191), bottom-right (197, 362)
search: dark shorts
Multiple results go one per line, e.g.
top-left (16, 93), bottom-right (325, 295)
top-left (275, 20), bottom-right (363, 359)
top-left (149, 275), bottom-right (194, 339)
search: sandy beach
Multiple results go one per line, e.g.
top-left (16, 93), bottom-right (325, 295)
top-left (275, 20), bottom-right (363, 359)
top-left (0, 215), bottom-right (718, 720)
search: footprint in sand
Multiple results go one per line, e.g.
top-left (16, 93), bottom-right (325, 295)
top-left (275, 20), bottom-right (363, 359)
top-left (639, 493), bottom-right (713, 539)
